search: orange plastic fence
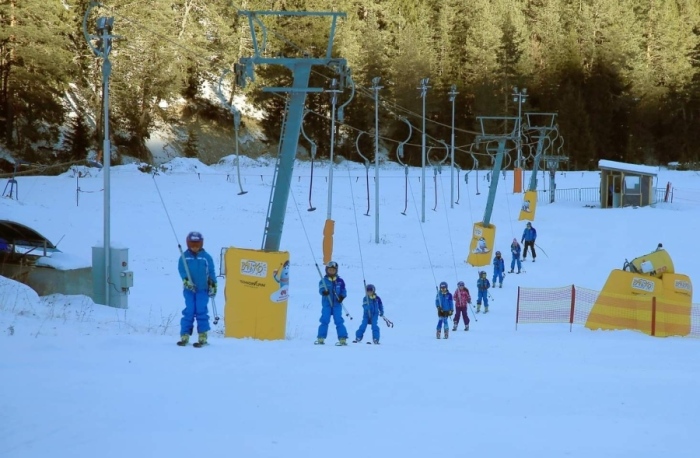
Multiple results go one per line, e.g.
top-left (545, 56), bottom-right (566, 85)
top-left (516, 285), bottom-right (700, 338)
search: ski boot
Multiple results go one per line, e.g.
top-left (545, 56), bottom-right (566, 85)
top-left (508, 269), bottom-right (514, 273)
top-left (465, 324), bottom-right (469, 331)
top-left (476, 304), bottom-right (481, 313)
top-left (484, 306), bottom-right (489, 314)
top-left (373, 339), bottom-right (380, 345)
top-left (452, 322), bottom-right (458, 332)
top-left (335, 337), bottom-right (348, 346)
top-left (499, 283), bottom-right (503, 288)
top-left (436, 330), bottom-right (441, 339)
top-left (314, 337), bottom-right (325, 345)
top-left (352, 337), bottom-right (362, 343)
top-left (176, 334), bottom-right (190, 346)
top-left (193, 332), bottom-right (207, 347)
top-left (444, 329), bottom-right (449, 339)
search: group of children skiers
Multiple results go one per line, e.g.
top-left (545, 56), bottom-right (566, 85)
top-left (175, 222), bottom-right (538, 346)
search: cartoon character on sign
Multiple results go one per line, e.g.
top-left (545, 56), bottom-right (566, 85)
top-left (521, 199), bottom-right (531, 212)
top-left (472, 236), bottom-right (490, 254)
top-left (270, 260), bottom-right (290, 302)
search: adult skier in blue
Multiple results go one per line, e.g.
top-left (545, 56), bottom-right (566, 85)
top-left (177, 231), bottom-right (217, 347)
top-left (509, 239), bottom-right (522, 273)
top-left (353, 284), bottom-right (384, 344)
top-left (315, 261), bottom-right (349, 346)
top-left (435, 281), bottom-right (454, 339)
top-left (492, 250), bottom-right (505, 288)
top-left (476, 271), bottom-right (490, 313)
top-left (521, 222), bottom-right (537, 261)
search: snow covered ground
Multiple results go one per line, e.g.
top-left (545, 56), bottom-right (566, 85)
top-left (1, 158), bottom-right (699, 457)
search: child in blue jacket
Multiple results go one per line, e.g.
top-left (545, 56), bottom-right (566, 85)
top-left (476, 271), bottom-right (490, 313)
top-left (315, 261), bottom-right (349, 346)
top-left (353, 284), bottom-right (384, 344)
top-left (435, 281), bottom-right (454, 339)
top-left (492, 250), bottom-right (505, 288)
top-left (509, 239), bottom-right (522, 273)
top-left (177, 231), bottom-right (217, 346)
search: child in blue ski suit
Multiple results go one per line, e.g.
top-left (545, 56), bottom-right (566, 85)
top-left (521, 222), bottom-right (537, 261)
top-left (178, 231), bottom-right (217, 346)
top-left (492, 251), bottom-right (505, 288)
top-left (353, 284), bottom-right (384, 344)
top-left (476, 271), bottom-right (490, 313)
top-left (435, 281), bottom-right (454, 339)
top-left (316, 261), bottom-right (349, 345)
top-left (509, 239), bottom-right (522, 273)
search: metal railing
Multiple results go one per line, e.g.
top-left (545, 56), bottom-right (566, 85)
top-left (535, 187), bottom-right (668, 204)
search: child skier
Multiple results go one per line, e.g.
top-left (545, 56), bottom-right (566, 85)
top-left (435, 281), bottom-right (454, 339)
top-left (353, 284), bottom-right (384, 344)
top-left (476, 271), bottom-right (490, 313)
top-left (452, 281), bottom-right (471, 331)
top-left (177, 231), bottom-right (217, 347)
top-left (521, 222), bottom-right (537, 261)
top-left (315, 261), bottom-right (349, 346)
top-left (492, 251), bottom-right (505, 288)
top-left (509, 238), bottom-right (522, 273)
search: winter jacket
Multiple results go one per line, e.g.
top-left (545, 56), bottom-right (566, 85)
top-left (522, 227), bottom-right (537, 243)
top-left (435, 291), bottom-right (454, 315)
top-left (511, 242), bottom-right (521, 259)
top-left (362, 294), bottom-right (384, 318)
top-left (319, 275), bottom-right (347, 308)
top-left (477, 277), bottom-right (490, 291)
top-left (493, 256), bottom-right (505, 274)
top-left (453, 288), bottom-right (471, 308)
top-left (178, 249), bottom-right (217, 291)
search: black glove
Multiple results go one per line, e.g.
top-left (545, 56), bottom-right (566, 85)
top-left (321, 290), bottom-right (330, 296)
top-left (436, 308), bottom-right (441, 317)
top-left (338, 296), bottom-right (345, 303)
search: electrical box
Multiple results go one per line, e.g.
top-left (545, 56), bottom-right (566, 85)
top-left (92, 246), bottom-right (133, 308)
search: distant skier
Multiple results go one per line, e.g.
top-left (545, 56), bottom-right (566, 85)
top-left (177, 231), bottom-right (217, 347)
top-left (509, 239), bottom-right (522, 273)
top-left (452, 281), bottom-right (471, 331)
top-left (353, 284), bottom-right (384, 344)
top-left (476, 271), bottom-right (490, 313)
top-left (521, 222), bottom-right (537, 261)
top-left (435, 281), bottom-right (454, 339)
top-left (492, 251), bottom-right (505, 288)
top-left (315, 261), bottom-right (349, 346)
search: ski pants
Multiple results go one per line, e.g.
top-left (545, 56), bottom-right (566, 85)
top-left (477, 290), bottom-right (489, 307)
top-left (523, 241), bottom-right (536, 259)
top-left (454, 307), bottom-right (469, 326)
top-left (181, 289), bottom-right (210, 336)
top-left (511, 256), bottom-right (522, 272)
top-left (493, 271), bottom-right (504, 285)
top-left (317, 304), bottom-right (348, 340)
top-left (355, 313), bottom-right (380, 341)
top-left (436, 316), bottom-right (450, 331)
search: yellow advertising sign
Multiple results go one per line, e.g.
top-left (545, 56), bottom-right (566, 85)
top-left (466, 222), bottom-right (496, 267)
top-left (224, 247), bottom-right (289, 340)
top-left (518, 190), bottom-right (538, 221)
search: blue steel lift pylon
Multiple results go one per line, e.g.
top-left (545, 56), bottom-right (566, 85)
top-left (233, 10), bottom-right (350, 252)
top-left (466, 116), bottom-right (519, 268)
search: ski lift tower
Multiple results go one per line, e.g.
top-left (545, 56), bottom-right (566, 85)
top-left (234, 10), bottom-right (350, 252)
top-left (466, 116), bottom-right (519, 268)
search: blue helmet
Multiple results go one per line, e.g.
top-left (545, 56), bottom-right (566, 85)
top-left (186, 231), bottom-right (203, 249)
top-left (439, 281), bottom-right (448, 289)
top-left (325, 261), bottom-right (338, 274)
top-left (366, 284), bottom-right (375, 293)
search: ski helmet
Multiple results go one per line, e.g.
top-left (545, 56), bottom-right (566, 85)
top-left (479, 271), bottom-right (486, 276)
top-left (186, 231), bottom-right (203, 250)
top-left (457, 281), bottom-right (465, 287)
top-left (439, 281), bottom-right (448, 289)
top-left (325, 261), bottom-right (338, 274)
top-left (366, 284), bottom-right (376, 293)
top-left (496, 251), bottom-right (501, 256)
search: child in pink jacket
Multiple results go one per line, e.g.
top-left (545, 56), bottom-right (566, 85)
top-left (452, 281), bottom-right (472, 331)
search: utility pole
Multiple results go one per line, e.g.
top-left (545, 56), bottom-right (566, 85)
top-left (372, 77), bottom-right (383, 243)
top-left (83, 4), bottom-right (118, 307)
top-left (326, 78), bottom-right (341, 221)
top-left (512, 87), bottom-right (528, 193)
top-left (448, 84), bottom-right (458, 209)
top-left (418, 78), bottom-right (430, 222)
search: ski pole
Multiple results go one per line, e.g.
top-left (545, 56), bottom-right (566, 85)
top-left (488, 292), bottom-right (494, 301)
top-left (211, 297), bottom-right (220, 325)
top-left (342, 303), bottom-right (353, 320)
top-left (468, 302), bottom-right (478, 322)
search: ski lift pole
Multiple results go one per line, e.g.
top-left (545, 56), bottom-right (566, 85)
top-left (448, 84), bottom-right (458, 208)
top-left (300, 110), bottom-right (317, 211)
top-left (396, 116), bottom-right (413, 215)
top-left (216, 70), bottom-right (247, 195)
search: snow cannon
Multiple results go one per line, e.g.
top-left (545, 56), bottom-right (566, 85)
top-left (586, 246), bottom-right (693, 337)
